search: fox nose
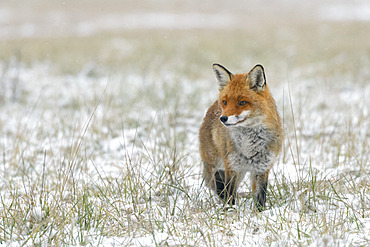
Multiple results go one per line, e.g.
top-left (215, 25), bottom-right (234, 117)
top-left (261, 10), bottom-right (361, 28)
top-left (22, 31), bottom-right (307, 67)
top-left (220, 115), bottom-right (228, 123)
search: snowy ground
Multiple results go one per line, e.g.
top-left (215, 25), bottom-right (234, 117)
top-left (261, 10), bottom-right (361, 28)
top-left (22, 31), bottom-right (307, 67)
top-left (0, 0), bottom-right (369, 246)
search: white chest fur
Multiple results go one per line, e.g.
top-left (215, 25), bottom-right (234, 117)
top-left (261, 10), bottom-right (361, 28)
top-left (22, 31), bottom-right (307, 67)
top-left (228, 122), bottom-right (276, 174)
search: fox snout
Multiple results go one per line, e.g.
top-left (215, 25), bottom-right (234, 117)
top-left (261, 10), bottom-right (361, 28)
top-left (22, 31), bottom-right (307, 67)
top-left (219, 110), bottom-right (250, 126)
top-left (219, 114), bottom-right (243, 126)
top-left (220, 115), bottom-right (237, 126)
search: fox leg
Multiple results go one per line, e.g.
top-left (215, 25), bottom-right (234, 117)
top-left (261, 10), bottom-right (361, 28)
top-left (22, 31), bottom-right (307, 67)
top-left (202, 162), bottom-right (214, 188)
top-left (203, 161), bottom-right (237, 205)
top-left (202, 163), bottom-right (231, 203)
top-left (251, 170), bottom-right (269, 211)
top-left (214, 170), bottom-right (237, 205)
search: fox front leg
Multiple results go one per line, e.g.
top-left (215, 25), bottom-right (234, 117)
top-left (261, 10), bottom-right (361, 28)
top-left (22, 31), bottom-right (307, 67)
top-left (214, 170), bottom-right (237, 205)
top-left (251, 170), bottom-right (269, 211)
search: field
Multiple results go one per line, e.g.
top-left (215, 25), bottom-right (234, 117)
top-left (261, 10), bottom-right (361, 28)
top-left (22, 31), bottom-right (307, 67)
top-left (0, 0), bottom-right (369, 246)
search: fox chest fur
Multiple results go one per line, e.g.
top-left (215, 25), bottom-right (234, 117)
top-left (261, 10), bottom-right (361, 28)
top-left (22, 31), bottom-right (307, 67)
top-left (227, 121), bottom-right (276, 174)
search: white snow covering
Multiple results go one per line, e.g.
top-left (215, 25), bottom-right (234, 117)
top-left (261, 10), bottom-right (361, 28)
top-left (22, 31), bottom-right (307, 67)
top-left (1, 0), bottom-right (370, 39)
top-left (0, 59), bottom-right (368, 246)
top-left (320, 3), bottom-right (370, 21)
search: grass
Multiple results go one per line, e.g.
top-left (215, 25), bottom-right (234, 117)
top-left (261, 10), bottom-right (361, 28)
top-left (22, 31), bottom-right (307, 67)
top-left (0, 2), bottom-right (369, 246)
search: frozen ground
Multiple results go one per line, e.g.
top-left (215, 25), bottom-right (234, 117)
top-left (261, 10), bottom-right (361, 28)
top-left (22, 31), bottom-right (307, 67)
top-left (0, 0), bottom-right (369, 246)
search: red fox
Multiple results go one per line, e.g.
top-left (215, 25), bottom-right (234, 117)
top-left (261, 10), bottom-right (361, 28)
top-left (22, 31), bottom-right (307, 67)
top-left (199, 64), bottom-right (283, 211)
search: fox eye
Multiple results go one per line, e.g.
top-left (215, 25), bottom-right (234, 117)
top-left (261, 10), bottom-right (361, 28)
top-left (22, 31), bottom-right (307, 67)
top-left (238, 101), bottom-right (248, 106)
top-left (222, 100), bottom-right (227, 105)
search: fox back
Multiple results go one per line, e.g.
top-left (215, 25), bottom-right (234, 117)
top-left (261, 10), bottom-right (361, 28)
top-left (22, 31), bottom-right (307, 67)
top-left (199, 64), bottom-right (283, 210)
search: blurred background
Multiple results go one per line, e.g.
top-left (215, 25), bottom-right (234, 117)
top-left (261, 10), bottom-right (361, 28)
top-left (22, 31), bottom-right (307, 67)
top-left (2, 0), bottom-right (370, 77)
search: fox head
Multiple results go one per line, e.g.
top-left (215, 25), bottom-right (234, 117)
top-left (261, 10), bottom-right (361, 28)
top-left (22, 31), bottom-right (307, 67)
top-left (213, 63), bottom-right (270, 127)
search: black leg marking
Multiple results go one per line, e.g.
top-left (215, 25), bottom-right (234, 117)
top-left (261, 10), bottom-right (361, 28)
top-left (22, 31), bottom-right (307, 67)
top-left (214, 170), bottom-right (236, 205)
top-left (255, 180), bottom-right (268, 212)
top-left (214, 170), bottom-right (226, 199)
top-left (225, 179), bottom-right (236, 205)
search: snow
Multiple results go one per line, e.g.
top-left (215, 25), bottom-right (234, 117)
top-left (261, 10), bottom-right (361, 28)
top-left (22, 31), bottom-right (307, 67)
top-left (320, 4), bottom-right (370, 21)
top-left (2, 1), bottom-right (370, 39)
top-left (75, 13), bottom-right (239, 36)
top-left (1, 58), bottom-right (368, 245)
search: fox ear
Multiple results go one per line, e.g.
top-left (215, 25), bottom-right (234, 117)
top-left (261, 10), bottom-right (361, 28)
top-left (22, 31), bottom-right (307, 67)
top-left (247, 64), bottom-right (266, 92)
top-left (212, 64), bottom-right (232, 90)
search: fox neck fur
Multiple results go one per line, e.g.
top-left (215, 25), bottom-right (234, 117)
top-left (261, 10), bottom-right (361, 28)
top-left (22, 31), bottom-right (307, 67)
top-left (227, 117), bottom-right (277, 174)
